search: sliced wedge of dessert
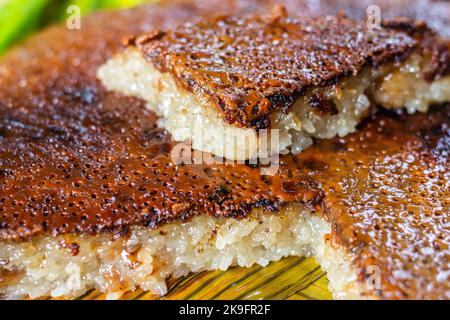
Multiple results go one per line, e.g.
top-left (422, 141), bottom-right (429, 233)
top-left (98, 8), bottom-right (450, 160)
top-left (1, 1), bottom-right (449, 301)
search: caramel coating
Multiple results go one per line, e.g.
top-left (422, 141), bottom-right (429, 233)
top-left (135, 12), bottom-right (417, 128)
top-left (0, 0), bottom-right (448, 299)
top-left (0, 4), bottom-right (322, 241)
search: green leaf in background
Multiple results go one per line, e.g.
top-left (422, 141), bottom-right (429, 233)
top-left (0, 0), bottom-right (157, 54)
top-left (0, 0), bottom-right (50, 52)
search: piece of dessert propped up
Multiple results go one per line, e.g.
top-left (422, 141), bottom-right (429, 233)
top-left (98, 7), bottom-right (450, 161)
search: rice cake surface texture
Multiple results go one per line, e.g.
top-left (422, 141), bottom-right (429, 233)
top-left (0, 0), bottom-right (449, 299)
top-left (133, 12), bottom-right (417, 128)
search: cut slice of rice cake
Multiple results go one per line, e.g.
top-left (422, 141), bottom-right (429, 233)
top-left (1, 4), bottom-right (449, 299)
top-left (98, 8), bottom-right (450, 160)
top-left (1, 103), bottom-right (448, 300)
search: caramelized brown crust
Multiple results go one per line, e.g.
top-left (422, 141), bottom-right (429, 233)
top-left (0, 0), bottom-right (449, 299)
top-left (292, 108), bottom-right (450, 299)
top-left (0, 5), bottom-right (323, 242)
top-left (134, 11), bottom-right (417, 128)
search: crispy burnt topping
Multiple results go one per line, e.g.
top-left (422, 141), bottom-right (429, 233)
top-left (307, 93), bottom-right (338, 116)
top-left (133, 8), bottom-right (417, 128)
top-left (0, 0), bottom-right (449, 299)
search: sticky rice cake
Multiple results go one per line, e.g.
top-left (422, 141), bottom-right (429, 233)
top-left (98, 8), bottom-right (450, 160)
top-left (0, 0), bottom-right (449, 300)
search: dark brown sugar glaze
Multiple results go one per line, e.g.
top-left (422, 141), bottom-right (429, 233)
top-left (0, 0), bottom-right (449, 299)
top-left (134, 10), bottom-right (420, 128)
top-left (297, 107), bottom-right (449, 299)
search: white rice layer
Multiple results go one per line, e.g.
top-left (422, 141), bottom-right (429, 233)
top-left (0, 204), bottom-right (364, 300)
